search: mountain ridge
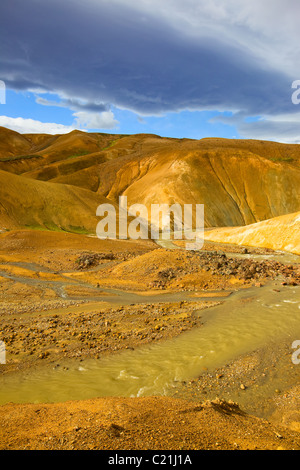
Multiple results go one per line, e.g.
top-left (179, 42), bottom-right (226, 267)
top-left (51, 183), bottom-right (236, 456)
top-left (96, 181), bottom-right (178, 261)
top-left (0, 126), bottom-right (299, 233)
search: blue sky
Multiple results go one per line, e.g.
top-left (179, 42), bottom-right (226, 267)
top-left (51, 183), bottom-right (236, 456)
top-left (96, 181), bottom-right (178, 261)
top-left (0, 0), bottom-right (300, 142)
top-left (3, 89), bottom-right (239, 139)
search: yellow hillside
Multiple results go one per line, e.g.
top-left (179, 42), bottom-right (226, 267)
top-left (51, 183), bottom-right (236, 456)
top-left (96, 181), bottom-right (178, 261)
top-left (0, 169), bottom-right (107, 234)
top-left (0, 126), bottom-right (300, 230)
top-left (204, 212), bottom-right (300, 255)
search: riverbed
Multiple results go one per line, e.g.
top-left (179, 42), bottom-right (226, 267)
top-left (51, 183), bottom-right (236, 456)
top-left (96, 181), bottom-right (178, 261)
top-left (0, 280), bottom-right (299, 407)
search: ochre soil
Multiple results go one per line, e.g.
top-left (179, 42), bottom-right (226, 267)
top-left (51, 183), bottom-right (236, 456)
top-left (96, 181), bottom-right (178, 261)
top-left (0, 229), bottom-right (300, 450)
top-left (170, 339), bottom-right (300, 427)
top-left (1, 396), bottom-right (300, 450)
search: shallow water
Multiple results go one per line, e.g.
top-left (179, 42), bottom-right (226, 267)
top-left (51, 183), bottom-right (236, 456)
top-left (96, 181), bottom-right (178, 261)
top-left (0, 282), bottom-right (299, 405)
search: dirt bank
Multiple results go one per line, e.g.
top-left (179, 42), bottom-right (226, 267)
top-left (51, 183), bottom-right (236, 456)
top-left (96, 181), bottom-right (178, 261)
top-left (170, 338), bottom-right (300, 427)
top-left (1, 396), bottom-right (299, 450)
top-left (0, 300), bottom-right (219, 376)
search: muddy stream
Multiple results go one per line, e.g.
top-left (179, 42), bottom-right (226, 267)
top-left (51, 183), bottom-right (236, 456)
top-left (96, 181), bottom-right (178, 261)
top-left (0, 282), bottom-right (299, 410)
top-left (0, 243), bottom-right (300, 418)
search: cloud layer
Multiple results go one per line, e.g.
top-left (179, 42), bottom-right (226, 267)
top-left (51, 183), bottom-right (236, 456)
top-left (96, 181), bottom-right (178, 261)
top-left (0, 116), bottom-right (78, 135)
top-left (1, 0), bottom-right (299, 140)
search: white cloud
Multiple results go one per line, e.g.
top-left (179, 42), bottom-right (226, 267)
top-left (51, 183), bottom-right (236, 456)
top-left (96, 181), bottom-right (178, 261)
top-left (212, 111), bottom-right (300, 144)
top-left (238, 113), bottom-right (300, 143)
top-left (73, 110), bottom-right (119, 129)
top-left (0, 116), bottom-right (78, 134)
top-left (0, 109), bottom-right (119, 134)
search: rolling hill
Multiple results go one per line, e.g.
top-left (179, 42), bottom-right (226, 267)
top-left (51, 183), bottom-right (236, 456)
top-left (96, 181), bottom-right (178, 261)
top-left (0, 126), bottom-right (299, 237)
top-left (204, 211), bottom-right (300, 255)
top-left (0, 169), bottom-right (109, 234)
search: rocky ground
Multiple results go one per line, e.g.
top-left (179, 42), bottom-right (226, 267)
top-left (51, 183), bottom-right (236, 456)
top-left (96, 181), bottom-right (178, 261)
top-left (71, 246), bottom-right (300, 292)
top-left (169, 339), bottom-right (300, 426)
top-left (0, 230), bottom-right (300, 450)
top-left (0, 300), bottom-right (219, 376)
top-left (1, 396), bottom-right (300, 450)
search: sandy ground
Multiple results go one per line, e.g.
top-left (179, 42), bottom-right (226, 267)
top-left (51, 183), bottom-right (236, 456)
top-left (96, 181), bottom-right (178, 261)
top-left (170, 339), bottom-right (300, 426)
top-left (0, 230), bottom-right (300, 450)
top-left (1, 396), bottom-right (300, 450)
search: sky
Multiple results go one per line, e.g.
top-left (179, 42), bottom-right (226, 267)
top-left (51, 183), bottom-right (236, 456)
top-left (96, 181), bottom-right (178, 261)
top-left (0, 0), bottom-right (300, 142)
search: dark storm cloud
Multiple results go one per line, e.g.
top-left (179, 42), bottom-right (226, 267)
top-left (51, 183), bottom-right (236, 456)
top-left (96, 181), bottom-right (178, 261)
top-left (0, 0), bottom-right (295, 117)
top-left (35, 96), bottom-right (108, 113)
